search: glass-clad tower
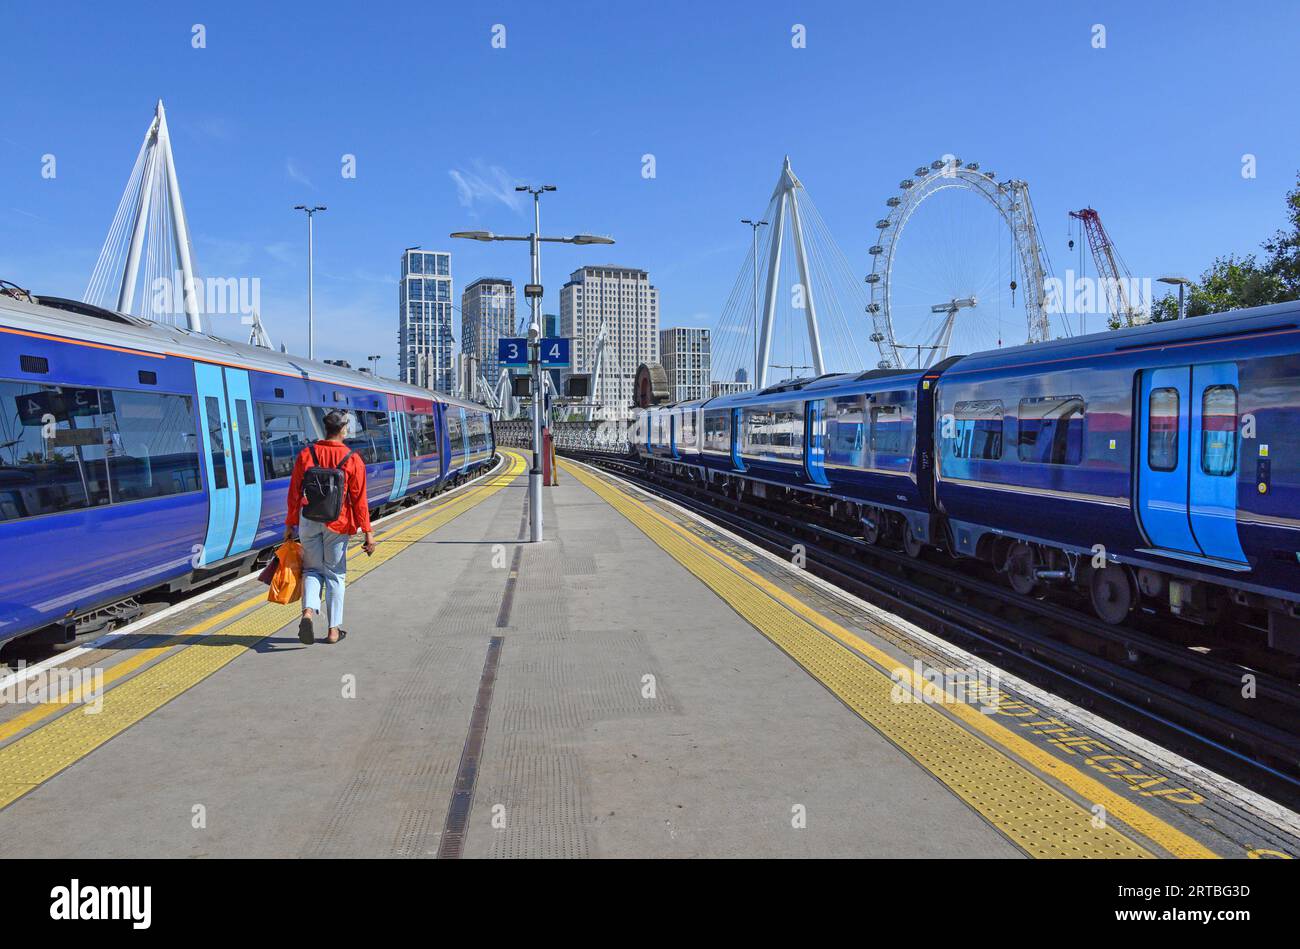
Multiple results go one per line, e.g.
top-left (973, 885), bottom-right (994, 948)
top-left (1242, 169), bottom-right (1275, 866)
top-left (398, 250), bottom-right (454, 392)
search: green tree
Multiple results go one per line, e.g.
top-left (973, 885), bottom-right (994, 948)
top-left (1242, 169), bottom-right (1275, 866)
top-left (1263, 171), bottom-right (1300, 297)
top-left (1150, 173), bottom-right (1300, 321)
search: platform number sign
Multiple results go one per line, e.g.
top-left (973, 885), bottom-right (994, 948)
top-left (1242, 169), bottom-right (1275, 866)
top-left (540, 337), bottom-right (571, 368)
top-left (498, 337), bottom-right (572, 368)
top-left (498, 338), bottom-right (529, 368)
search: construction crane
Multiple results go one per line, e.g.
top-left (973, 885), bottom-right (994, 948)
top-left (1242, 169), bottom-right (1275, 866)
top-left (1068, 207), bottom-right (1145, 328)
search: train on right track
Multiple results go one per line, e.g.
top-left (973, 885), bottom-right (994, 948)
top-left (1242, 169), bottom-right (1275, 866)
top-left (631, 300), bottom-right (1300, 653)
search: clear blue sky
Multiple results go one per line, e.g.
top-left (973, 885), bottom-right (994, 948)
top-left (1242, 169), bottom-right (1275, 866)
top-left (2, 0), bottom-right (1297, 373)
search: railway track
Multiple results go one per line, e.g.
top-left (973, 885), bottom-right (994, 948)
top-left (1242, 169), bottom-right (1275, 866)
top-left (565, 448), bottom-right (1300, 808)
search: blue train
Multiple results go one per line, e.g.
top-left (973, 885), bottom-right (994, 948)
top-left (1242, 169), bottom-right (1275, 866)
top-left (634, 301), bottom-right (1300, 653)
top-left (0, 290), bottom-right (495, 647)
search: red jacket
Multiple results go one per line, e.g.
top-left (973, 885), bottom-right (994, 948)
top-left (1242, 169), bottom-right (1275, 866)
top-left (286, 440), bottom-right (372, 535)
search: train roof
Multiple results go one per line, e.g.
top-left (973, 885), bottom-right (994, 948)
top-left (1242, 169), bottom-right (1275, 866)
top-left (944, 299), bottom-right (1300, 376)
top-left (0, 291), bottom-right (492, 414)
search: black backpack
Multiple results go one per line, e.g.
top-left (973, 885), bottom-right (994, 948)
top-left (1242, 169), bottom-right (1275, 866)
top-left (300, 444), bottom-right (356, 523)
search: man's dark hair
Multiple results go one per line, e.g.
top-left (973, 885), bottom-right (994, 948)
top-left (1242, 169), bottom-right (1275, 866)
top-left (323, 410), bottom-right (350, 437)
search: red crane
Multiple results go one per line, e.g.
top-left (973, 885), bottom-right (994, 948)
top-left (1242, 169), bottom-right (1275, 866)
top-left (1068, 207), bottom-right (1143, 328)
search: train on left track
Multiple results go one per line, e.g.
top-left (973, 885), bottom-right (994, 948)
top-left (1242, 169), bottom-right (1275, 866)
top-left (0, 288), bottom-right (496, 648)
top-left (632, 300), bottom-right (1300, 654)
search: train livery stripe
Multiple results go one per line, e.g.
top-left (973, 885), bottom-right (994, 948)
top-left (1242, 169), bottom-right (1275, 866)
top-left (564, 459), bottom-right (1219, 859)
top-left (0, 452), bottom-right (526, 813)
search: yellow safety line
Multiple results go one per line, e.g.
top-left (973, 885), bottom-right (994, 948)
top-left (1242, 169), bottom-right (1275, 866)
top-left (0, 452), bottom-right (526, 811)
top-left (0, 453), bottom-right (523, 744)
top-left (565, 459), bottom-right (1218, 859)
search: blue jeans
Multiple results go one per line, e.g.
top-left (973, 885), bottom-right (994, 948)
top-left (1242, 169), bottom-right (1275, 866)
top-left (300, 518), bottom-right (348, 629)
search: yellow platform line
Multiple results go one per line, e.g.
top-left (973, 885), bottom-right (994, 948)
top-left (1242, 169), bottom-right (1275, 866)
top-left (0, 452), bottom-right (526, 811)
top-left (565, 459), bottom-right (1218, 859)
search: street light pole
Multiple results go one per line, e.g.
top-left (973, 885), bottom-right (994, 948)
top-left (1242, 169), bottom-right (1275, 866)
top-left (1158, 276), bottom-right (1191, 320)
top-left (741, 219), bottom-right (768, 389)
top-left (293, 205), bottom-right (326, 359)
top-left (526, 187), bottom-right (547, 543)
top-left (450, 193), bottom-right (614, 543)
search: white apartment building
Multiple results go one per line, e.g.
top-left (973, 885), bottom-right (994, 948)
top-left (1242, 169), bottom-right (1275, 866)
top-left (559, 265), bottom-right (658, 419)
top-left (659, 326), bottom-right (711, 403)
top-left (461, 278), bottom-right (516, 387)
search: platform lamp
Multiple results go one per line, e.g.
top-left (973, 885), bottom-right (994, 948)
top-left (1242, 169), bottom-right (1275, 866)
top-left (1158, 276), bottom-right (1191, 320)
top-left (451, 191), bottom-right (614, 543)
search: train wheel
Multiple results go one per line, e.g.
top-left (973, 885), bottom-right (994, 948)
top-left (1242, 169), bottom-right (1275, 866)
top-left (1005, 542), bottom-right (1038, 596)
top-left (1090, 564), bottom-right (1135, 625)
top-left (901, 522), bottom-right (924, 559)
top-left (862, 509), bottom-right (881, 545)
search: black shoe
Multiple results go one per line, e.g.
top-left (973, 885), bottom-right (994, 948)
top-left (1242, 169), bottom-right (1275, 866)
top-left (298, 616), bottom-right (314, 645)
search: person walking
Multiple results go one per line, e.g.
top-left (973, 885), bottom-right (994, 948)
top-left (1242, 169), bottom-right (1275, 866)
top-left (284, 410), bottom-right (376, 644)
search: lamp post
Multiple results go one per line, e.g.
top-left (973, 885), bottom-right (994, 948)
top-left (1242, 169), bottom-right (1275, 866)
top-left (1158, 276), bottom-right (1191, 320)
top-left (451, 192), bottom-right (614, 543)
top-left (368, 354), bottom-right (381, 377)
top-left (293, 205), bottom-right (327, 359)
top-left (741, 219), bottom-right (768, 389)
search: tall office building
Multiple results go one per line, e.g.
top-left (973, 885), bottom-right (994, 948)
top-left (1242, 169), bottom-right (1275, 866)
top-left (659, 327), bottom-right (711, 403)
top-left (560, 265), bottom-right (659, 419)
top-left (461, 278), bottom-right (516, 390)
top-left (398, 249), bottom-right (454, 391)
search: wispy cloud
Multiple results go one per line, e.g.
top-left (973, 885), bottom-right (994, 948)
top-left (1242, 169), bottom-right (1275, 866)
top-left (285, 158), bottom-right (314, 190)
top-left (448, 161), bottom-right (525, 214)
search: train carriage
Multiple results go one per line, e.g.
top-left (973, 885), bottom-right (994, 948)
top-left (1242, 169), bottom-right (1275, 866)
top-left (634, 300), bottom-right (1300, 651)
top-left (934, 300), bottom-right (1300, 645)
top-left (0, 291), bottom-right (495, 647)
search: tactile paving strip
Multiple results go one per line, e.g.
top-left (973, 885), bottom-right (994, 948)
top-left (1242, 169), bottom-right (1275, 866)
top-left (0, 453), bottom-right (527, 813)
top-left (564, 460), bottom-right (1196, 860)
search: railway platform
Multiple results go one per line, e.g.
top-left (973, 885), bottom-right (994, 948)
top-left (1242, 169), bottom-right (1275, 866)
top-left (0, 450), bottom-right (1297, 859)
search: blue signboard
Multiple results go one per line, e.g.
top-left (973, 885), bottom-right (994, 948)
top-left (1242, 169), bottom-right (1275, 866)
top-left (539, 337), bottom-right (571, 368)
top-left (498, 338), bottom-right (529, 368)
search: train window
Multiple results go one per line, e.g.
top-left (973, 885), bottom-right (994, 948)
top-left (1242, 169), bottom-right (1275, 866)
top-left (703, 411), bottom-right (730, 452)
top-left (258, 403), bottom-right (311, 480)
top-left (950, 400), bottom-right (1004, 461)
top-left (868, 394), bottom-right (915, 470)
top-left (233, 399), bottom-right (257, 484)
top-left (826, 395), bottom-right (866, 468)
top-left (1148, 388), bottom-right (1179, 472)
top-left (1201, 385), bottom-right (1238, 476)
top-left (107, 390), bottom-right (202, 502)
top-left (743, 405), bottom-right (802, 461)
top-left (679, 411), bottom-right (697, 448)
top-left (448, 415), bottom-right (464, 452)
top-left (204, 397), bottom-right (229, 489)
top-left (1018, 395), bottom-right (1085, 465)
top-left (362, 412), bottom-right (395, 463)
top-left (0, 381), bottom-right (111, 520)
top-left (411, 414), bottom-right (439, 457)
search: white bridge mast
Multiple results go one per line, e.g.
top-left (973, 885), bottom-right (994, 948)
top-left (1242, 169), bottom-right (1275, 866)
top-left (88, 100), bottom-right (203, 331)
top-left (756, 157), bottom-right (825, 389)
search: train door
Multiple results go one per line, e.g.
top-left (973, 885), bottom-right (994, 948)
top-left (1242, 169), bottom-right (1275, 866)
top-left (730, 407), bottom-right (746, 472)
top-left (805, 399), bottom-right (830, 486)
top-left (669, 412), bottom-right (679, 459)
top-left (1136, 363), bottom-right (1246, 564)
top-left (194, 363), bottom-right (264, 564)
top-left (457, 408), bottom-right (470, 472)
top-left (387, 410), bottom-right (411, 502)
